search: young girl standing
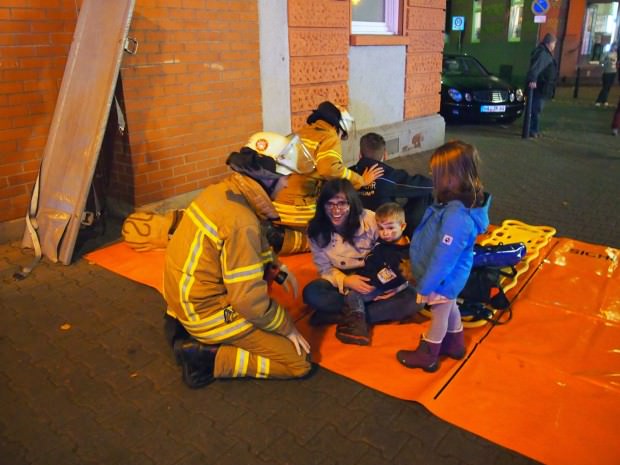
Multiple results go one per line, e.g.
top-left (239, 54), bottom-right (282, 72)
top-left (396, 140), bottom-right (491, 372)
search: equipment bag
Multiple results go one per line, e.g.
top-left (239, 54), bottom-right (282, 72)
top-left (458, 266), bottom-right (516, 310)
top-left (472, 242), bottom-right (527, 268)
top-left (122, 210), bottom-right (184, 251)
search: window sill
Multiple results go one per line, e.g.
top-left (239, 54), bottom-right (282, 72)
top-left (350, 35), bottom-right (409, 46)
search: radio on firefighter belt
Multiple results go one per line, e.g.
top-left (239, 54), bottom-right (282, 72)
top-left (263, 262), bottom-right (298, 298)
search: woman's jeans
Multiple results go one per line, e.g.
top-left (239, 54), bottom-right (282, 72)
top-left (302, 279), bottom-right (423, 324)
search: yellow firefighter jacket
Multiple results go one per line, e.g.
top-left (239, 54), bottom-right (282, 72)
top-left (163, 172), bottom-right (295, 344)
top-left (273, 120), bottom-right (365, 227)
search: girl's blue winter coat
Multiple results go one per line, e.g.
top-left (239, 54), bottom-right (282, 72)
top-left (410, 194), bottom-right (491, 298)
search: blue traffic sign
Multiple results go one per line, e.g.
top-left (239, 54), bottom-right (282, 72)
top-left (452, 16), bottom-right (465, 31)
top-left (531, 0), bottom-right (550, 15)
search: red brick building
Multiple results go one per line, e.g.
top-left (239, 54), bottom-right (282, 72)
top-left (0, 0), bottom-right (446, 242)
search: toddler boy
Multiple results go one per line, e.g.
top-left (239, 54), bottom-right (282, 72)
top-left (336, 202), bottom-right (411, 345)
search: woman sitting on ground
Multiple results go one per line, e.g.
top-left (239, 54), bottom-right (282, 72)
top-left (302, 179), bottom-right (422, 340)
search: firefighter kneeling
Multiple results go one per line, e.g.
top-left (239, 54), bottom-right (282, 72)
top-left (163, 132), bottom-right (312, 388)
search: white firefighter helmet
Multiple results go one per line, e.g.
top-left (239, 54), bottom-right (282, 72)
top-left (337, 107), bottom-right (355, 141)
top-left (246, 132), bottom-right (315, 175)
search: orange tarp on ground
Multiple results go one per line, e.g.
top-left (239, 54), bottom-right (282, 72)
top-left (85, 242), bottom-right (165, 293)
top-left (427, 239), bottom-right (620, 465)
top-left (84, 238), bottom-right (620, 465)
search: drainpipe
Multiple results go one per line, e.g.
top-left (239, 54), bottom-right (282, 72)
top-left (556, 0), bottom-right (570, 82)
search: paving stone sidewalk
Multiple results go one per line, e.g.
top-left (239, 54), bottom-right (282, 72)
top-left (1, 86), bottom-right (617, 465)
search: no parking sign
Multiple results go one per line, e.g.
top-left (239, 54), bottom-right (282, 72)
top-left (531, 0), bottom-right (550, 15)
top-left (452, 16), bottom-right (465, 31)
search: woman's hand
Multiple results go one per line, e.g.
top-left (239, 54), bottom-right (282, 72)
top-left (286, 326), bottom-right (310, 356)
top-left (344, 274), bottom-right (375, 294)
top-left (361, 163), bottom-right (384, 186)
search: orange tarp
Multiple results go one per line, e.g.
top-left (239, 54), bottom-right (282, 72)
top-left (86, 242), bottom-right (165, 293)
top-left (84, 238), bottom-right (620, 465)
top-left (428, 239), bottom-right (620, 465)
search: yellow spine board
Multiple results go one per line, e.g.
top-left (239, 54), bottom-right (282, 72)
top-left (419, 220), bottom-right (557, 328)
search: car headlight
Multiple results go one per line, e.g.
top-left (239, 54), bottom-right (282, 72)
top-left (516, 88), bottom-right (524, 102)
top-left (448, 88), bottom-right (462, 102)
top-left (464, 92), bottom-right (472, 102)
top-left (509, 93), bottom-right (515, 102)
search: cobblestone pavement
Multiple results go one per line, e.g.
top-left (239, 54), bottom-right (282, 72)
top-left (1, 86), bottom-right (617, 465)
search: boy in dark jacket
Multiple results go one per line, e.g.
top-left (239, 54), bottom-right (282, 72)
top-left (350, 132), bottom-right (433, 237)
top-left (336, 203), bottom-right (412, 346)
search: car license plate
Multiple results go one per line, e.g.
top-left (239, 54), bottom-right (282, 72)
top-left (480, 105), bottom-right (506, 113)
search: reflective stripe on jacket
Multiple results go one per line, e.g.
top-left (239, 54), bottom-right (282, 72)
top-left (163, 174), bottom-right (294, 343)
top-left (273, 120), bottom-right (365, 226)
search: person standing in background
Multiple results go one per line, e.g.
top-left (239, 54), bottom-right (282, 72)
top-left (525, 33), bottom-right (558, 139)
top-left (595, 43), bottom-right (618, 107)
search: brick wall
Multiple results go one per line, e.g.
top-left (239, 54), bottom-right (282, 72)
top-left (0, 0), bottom-right (262, 223)
top-left (287, 0), bottom-right (444, 128)
top-left (1, 0), bottom-right (445, 226)
top-left (116, 0), bottom-right (262, 207)
top-left (288, 0), bottom-right (349, 131)
top-left (0, 0), bottom-right (80, 223)
top-left (403, 0), bottom-right (445, 120)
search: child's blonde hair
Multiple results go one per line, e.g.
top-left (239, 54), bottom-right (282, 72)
top-left (375, 202), bottom-right (405, 224)
top-left (430, 140), bottom-right (483, 207)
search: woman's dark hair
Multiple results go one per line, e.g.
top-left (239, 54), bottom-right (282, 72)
top-left (307, 179), bottom-right (364, 248)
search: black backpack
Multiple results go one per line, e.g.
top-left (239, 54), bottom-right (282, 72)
top-left (457, 242), bottom-right (526, 324)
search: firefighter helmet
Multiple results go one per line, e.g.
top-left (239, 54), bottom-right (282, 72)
top-left (307, 101), bottom-right (355, 141)
top-left (246, 132), bottom-right (315, 175)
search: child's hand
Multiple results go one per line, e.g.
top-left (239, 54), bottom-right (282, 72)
top-left (344, 274), bottom-right (375, 294)
top-left (417, 292), bottom-right (450, 304)
top-left (373, 289), bottom-right (398, 301)
top-left (428, 292), bottom-right (450, 304)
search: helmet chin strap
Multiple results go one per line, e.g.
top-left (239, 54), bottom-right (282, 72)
top-left (240, 170), bottom-right (280, 197)
top-left (257, 176), bottom-right (279, 197)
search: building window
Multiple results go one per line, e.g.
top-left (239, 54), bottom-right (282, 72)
top-left (508, 0), bottom-right (524, 42)
top-left (472, 0), bottom-right (482, 43)
top-left (581, 2), bottom-right (619, 61)
top-left (351, 0), bottom-right (400, 35)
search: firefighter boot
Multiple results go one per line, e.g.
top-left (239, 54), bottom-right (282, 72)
top-left (173, 339), bottom-right (219, 388)
top-left (336, 293), bottom-right (370, 346)
top-left (439, 328), bottom-right (466, 360)
top-left (396, 338), bottom-right (441, 372)
top-left (163, 314), bottom-right (190, 348)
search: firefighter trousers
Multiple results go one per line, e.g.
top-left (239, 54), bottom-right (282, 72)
top-left (215, 327), bottom-right (311, 379)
